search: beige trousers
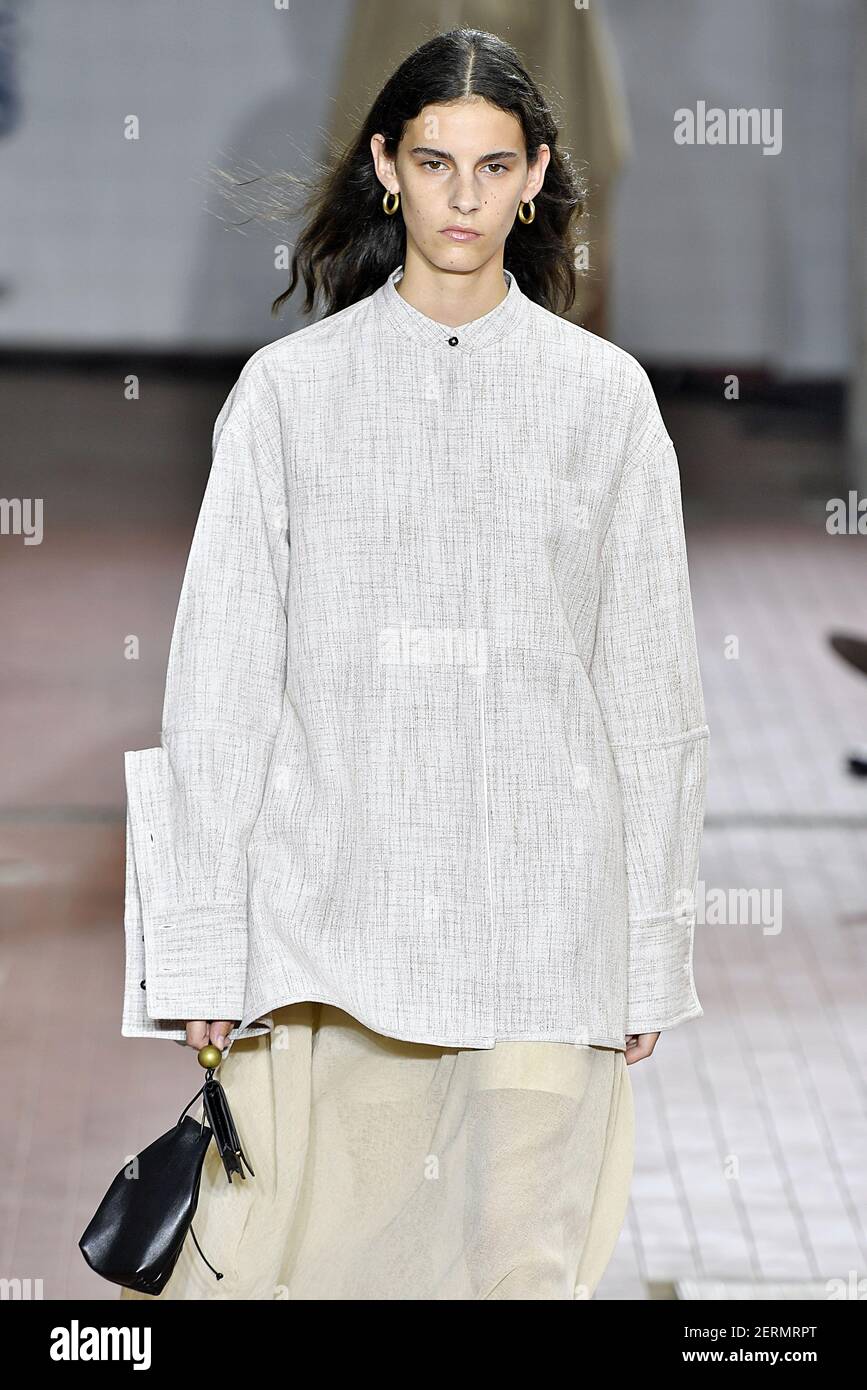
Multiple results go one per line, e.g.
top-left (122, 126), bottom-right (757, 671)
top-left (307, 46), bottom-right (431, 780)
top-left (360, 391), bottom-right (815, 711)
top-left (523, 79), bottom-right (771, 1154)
top-left (120, 1001), bottom-right (634, 1301)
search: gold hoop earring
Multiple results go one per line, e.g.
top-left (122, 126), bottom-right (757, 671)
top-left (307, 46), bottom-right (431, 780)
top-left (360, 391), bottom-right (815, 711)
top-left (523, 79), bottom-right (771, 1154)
top-left (382, 189), bottom-right (400, 215)
top-left (517, 199), bottom-right (536, 225)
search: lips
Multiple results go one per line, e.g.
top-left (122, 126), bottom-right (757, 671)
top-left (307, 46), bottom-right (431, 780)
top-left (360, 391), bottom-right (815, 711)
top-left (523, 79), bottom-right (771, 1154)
top-left (440, 227), bottom-right (481, 241)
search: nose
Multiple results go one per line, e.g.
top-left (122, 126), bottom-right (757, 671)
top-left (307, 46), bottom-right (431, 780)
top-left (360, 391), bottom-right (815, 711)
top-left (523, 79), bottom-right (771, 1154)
top-left (450, 169), bottom-right (481, 216)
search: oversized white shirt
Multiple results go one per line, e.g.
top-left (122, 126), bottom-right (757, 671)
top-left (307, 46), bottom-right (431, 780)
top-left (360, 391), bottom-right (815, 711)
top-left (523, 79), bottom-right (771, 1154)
top-left (121, 263), bottom-right (710, 1050)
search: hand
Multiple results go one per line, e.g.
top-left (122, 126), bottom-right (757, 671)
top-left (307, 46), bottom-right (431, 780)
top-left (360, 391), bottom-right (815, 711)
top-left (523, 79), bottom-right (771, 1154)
top-left (624, 1031), bottom-right (660, 1064)
top-left (184, 1020), bottom-right (239, 1051)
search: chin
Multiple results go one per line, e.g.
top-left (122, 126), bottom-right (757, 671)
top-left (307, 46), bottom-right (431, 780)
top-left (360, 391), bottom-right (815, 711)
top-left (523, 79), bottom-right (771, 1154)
top-left (424, 243), bottom-right (490, 274)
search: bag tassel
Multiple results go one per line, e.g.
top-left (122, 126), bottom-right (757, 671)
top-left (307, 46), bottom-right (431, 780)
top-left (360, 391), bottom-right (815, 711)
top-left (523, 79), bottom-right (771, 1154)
top-left (178, 1063), bottom-right (255, 1282)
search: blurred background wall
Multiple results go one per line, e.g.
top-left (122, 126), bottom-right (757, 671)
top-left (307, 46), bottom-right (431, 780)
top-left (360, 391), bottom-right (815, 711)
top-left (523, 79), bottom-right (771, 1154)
top-left (0, 0), bottom-right (855, 369)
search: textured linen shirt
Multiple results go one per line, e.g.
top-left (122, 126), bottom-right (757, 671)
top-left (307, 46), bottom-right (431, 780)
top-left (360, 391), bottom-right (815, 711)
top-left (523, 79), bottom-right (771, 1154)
top-left (121, 263), bottom-right (710, 1050)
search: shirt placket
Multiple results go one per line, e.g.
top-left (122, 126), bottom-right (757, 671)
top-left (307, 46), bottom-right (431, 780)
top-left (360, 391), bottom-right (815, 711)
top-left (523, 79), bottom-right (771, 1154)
top-left (438, 334), bottom-right (499, 1028)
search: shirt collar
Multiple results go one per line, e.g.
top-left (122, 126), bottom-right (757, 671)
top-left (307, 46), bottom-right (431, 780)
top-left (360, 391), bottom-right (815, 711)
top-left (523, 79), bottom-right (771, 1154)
top-left (375, 263), bottom-right (528, 354)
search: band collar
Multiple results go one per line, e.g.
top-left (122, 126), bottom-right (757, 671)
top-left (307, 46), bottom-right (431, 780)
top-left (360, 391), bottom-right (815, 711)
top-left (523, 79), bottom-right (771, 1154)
top-left (375, 262), bottom-right (528, 354)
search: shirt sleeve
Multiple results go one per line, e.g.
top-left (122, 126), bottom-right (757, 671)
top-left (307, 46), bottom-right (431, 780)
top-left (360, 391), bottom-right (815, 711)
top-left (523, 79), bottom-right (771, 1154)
top-left (121, 355), bottom-right (289, 1037)
top-left (588, 365), bottom-right (710, 1035)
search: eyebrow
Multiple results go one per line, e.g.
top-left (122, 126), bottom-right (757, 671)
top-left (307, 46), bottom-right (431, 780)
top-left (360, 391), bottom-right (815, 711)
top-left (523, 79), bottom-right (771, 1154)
top-left (408, 146), bottom-right (520, 161)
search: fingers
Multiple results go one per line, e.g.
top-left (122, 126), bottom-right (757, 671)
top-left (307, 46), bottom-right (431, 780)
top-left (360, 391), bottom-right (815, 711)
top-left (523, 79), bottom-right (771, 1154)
top-left (624, 1031), bottom-right (660, 1065)
top-left (184, 1020), bottom-right (240, 1050)
top-left (209, 1021), bottom-right (237, 1049)
top-left (185, 1020), bottom-right (209, 1049)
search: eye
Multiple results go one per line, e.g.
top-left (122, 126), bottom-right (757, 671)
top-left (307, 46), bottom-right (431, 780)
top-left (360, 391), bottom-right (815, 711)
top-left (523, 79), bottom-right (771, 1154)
top-left (421, 159), bottom-right (447, 172)
top-left (482, 163), bottom-right (508, 175)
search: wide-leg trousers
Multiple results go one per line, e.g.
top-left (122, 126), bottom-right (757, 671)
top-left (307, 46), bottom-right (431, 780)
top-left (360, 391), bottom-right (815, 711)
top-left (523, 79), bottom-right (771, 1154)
top-left (120, 1001), bottom-right (634, 1301)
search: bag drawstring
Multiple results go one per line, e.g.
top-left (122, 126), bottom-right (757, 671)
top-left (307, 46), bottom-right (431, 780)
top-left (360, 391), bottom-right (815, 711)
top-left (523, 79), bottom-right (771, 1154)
top-left (189, 1221), bottom-right (224, 1280)
top-left (175, 1046), bottom-right (253, 1283)
top-left (175, 1075), bottom-right (229, 1282)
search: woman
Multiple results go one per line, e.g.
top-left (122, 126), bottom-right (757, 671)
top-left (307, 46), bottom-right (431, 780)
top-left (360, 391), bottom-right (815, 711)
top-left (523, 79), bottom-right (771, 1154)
top-left (119, 27), bottom-right (709, 1300)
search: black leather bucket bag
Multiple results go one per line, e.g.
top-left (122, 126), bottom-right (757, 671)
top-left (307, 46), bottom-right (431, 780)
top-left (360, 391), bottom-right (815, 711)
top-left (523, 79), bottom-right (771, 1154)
top-left (79, 1061), bottom-right (254, 1296)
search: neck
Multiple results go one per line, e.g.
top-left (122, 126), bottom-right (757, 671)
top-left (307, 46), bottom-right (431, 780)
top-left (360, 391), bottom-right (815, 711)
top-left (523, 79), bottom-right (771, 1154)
top-left (395, 245), bottom-right (508, 327)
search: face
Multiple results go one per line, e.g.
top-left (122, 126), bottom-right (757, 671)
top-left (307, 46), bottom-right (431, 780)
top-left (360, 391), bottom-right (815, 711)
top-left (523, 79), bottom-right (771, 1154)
top-left (371, 96), bottom-right (550, 274)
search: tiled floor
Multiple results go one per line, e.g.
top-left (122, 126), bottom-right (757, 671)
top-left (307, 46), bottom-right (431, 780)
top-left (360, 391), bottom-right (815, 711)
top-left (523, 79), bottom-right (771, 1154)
top-left (2, 377), bottom-right (865, 1300)
top-left (600, 521), bottom-right (867, 1299)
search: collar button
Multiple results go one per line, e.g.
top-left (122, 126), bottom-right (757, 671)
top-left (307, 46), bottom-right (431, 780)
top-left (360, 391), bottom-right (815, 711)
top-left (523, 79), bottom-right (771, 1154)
top-left (447, 335), bottom-right (459, 346)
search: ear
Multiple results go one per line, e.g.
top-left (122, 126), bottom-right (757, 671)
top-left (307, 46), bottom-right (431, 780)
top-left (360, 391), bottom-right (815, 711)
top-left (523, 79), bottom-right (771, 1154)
top-left (521, 142), bottom-right (551, 202)
top-left (370, 133), bottom-right (398, 194)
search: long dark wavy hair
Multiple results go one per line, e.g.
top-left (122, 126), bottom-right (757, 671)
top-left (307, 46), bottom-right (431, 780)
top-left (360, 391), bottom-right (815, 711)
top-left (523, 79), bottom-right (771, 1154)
top-left (270, 27), bottom-right (587, 320)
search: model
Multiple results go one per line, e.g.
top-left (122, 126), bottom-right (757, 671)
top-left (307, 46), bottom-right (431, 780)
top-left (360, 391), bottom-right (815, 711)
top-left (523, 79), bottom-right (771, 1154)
top-left (119, 27), bottom-right (709, 1301)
